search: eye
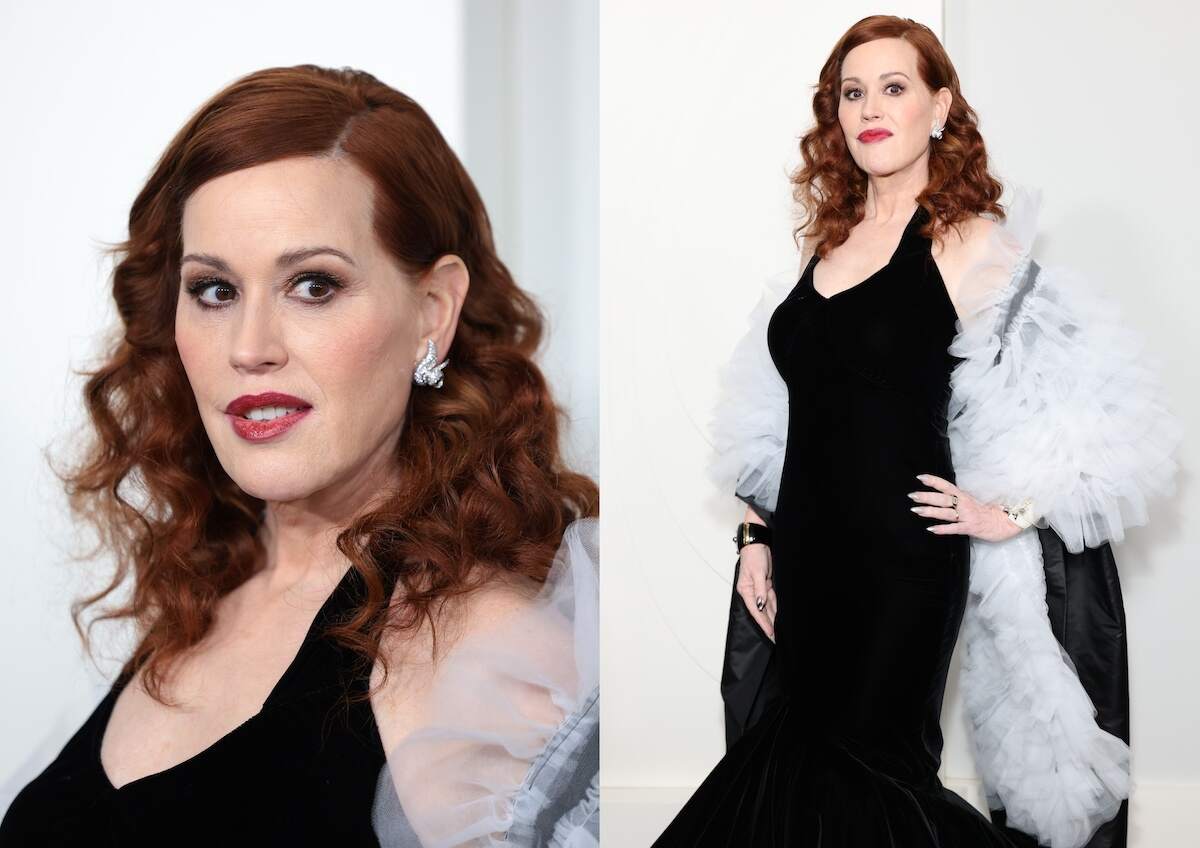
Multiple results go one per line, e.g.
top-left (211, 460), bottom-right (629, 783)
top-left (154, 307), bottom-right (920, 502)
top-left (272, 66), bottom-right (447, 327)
top-left (842, 87), bottom-right (862, 100)
top-left (288, 272), bottom-right (343, 303)
top-left (185, 278), bottom-right (237, 309)
top-left (885, 82), bottom-right (905, 94)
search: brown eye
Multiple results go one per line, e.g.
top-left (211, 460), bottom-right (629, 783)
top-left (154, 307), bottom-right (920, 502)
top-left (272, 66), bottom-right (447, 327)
top-left (186, 279), bottom-right (237, 309)
top-left (289, 272), bottom-right (343, 304)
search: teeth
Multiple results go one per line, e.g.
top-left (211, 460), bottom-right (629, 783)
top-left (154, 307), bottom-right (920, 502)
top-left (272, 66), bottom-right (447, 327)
top-left (243, 405), bottom-right (301, 422)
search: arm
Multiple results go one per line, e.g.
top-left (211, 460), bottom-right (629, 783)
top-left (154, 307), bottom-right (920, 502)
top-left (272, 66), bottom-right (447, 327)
top-left (369, 518), bottom-right (599, 848)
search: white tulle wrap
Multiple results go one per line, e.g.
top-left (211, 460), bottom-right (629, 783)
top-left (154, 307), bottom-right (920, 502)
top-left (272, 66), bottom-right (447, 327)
top-left (707, 270), bottom-right (795, 513)
top-left (708, 184), bottom-right (1183, 848)
top-left (371, 517), bottom-right (600, 848)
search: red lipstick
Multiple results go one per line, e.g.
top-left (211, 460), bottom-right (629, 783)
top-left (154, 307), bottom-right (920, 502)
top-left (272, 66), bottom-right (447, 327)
top-left (224, 392), bottom-right (312, 443)
top-left (858, 129), bottom-right (892, 143)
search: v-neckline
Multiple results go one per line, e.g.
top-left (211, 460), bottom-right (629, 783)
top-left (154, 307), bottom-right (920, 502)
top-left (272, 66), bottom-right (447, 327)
top-left (808, 204), bottom-right (924, 302)
top-left (94, 563), bottom-right (359, 793)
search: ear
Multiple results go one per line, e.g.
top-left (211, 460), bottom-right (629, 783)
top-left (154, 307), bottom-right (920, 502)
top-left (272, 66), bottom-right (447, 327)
top-left (414, 254), bottom-right (469, 364)
top-left (934, 86), bottom-right (953, 128)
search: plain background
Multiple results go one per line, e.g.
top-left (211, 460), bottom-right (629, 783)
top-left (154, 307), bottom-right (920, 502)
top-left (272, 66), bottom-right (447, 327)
top-left (0, 0), bottom-right (597, 811)
top-left (600, 1), bottom-right (1199, 845)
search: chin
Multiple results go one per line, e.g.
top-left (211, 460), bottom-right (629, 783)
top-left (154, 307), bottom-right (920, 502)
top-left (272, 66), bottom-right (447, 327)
top-left (209, 445), bottom-right (328, 503)
top-left (227, 472), bottom-right (326, 504)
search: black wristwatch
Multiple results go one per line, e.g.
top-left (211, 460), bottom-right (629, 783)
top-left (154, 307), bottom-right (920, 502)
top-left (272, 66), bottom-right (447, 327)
top-left (733, 521), bottom-right (773, 552)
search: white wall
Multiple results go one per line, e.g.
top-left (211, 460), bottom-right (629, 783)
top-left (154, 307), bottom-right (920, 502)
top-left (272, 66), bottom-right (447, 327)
top-left (600, 1), bottom-right (1199, 844)
top-left (0, 0), bottom-right (599, 813)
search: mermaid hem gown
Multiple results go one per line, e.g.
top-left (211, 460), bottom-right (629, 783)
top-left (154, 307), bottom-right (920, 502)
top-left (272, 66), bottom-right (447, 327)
top-left (654, 205), bottom-right (1019, 847)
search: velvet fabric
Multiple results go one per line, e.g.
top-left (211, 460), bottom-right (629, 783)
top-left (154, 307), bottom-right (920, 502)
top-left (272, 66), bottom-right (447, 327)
top-left (0, 566), bottom-right (388, 847)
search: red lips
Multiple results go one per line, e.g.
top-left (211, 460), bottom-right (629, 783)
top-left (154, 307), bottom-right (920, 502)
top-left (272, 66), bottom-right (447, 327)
top-left (857, 129), bottom-right (892, 143)
top-left (225, 392), bottom-right (311, 417)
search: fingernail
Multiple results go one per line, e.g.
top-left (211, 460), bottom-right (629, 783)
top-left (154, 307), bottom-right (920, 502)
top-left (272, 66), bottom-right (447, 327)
top-left (925, 526), bottom-right (935, 532)
top-left (910, 506), bottom-right (921, 512)
top-left (916, 474), bottom-right (926, 481)
top-left (906, 492), bottom-right (918, 499)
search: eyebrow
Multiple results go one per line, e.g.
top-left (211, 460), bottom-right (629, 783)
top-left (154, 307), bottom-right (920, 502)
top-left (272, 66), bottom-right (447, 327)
top-left (841, 71), bottom-right (911, 84)
top-left (179, 246), bottom-right (357, 273)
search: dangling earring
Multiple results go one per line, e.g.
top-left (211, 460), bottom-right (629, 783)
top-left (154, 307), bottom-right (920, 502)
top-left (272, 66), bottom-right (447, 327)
top-left (412, 338), bottom-right (448, 389)
top-left (930, 123), bottom-right (944, 140)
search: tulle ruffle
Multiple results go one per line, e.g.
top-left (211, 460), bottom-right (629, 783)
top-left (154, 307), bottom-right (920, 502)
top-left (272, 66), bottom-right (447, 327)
top-left (947, 183), bottom-right (1184, 554)
top-left (708, 270), bottom-right (796, 513)
top-left (960, 532), bottom-right (1129, 848)
top-left (371, 517), bottom-right (599, 848)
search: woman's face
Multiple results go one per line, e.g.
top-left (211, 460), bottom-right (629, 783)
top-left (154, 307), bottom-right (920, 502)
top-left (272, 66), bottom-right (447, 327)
top-left (175, 156), bottom-right (452, 508)
top-left (837, 37), bottom-right (950, 180)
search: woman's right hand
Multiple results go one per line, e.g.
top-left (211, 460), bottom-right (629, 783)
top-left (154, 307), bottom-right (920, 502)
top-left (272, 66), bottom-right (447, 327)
top-left (736, 542), bottom-right (776, 642)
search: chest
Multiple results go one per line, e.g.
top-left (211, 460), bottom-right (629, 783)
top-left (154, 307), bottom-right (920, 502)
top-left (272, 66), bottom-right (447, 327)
top-left (99, 589), bottom-right (325, 789)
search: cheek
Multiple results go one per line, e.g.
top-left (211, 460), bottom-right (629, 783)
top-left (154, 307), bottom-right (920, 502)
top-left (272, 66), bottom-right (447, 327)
top-left (302, 310), bottom-right (415, 418)
top-left (899, 99), bottom-right (928, 135)
top-left (174, 315), bottom-right (215, 397)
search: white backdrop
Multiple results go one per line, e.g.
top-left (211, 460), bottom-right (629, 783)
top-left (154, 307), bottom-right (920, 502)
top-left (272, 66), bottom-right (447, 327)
top-left (0, 0), bottom-right (598, 812)
top-left (600, 1), bottom-right (1199, 845)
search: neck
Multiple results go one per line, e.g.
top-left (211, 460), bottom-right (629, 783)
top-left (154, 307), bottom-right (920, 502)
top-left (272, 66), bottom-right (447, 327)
top-left (863, 157), bottom-right (929, 222)
top-left (256, 442), bottom-right (402, 591)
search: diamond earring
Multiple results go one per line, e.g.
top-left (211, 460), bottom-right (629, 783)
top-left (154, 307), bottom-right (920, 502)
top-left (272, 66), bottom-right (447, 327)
top-left (412, 338), bottom-right (448, 389)
top-left (930, 124), bottom-right (944, 140)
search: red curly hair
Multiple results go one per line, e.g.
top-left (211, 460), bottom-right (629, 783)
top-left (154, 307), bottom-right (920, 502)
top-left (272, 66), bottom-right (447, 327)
top-left (792, 15), bottom-right (1006, 254)
top-left (56, 64), bottom-right (599, 706)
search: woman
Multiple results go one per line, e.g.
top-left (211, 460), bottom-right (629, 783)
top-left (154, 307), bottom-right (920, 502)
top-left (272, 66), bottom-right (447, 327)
top-left (654, 15), bottom-right (1180, 848)
top-left (0, 65), bottom-right (599, 847)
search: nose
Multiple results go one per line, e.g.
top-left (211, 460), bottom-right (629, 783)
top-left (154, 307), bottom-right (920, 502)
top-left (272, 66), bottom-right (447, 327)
top-left (229, 289), bottom-right (287, 372)
top-left (860, 89), bottom-right (883, 122)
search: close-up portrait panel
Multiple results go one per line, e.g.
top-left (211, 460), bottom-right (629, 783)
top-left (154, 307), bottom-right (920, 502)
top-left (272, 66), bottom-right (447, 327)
top-left (0, 2), bottom-right (598, 846)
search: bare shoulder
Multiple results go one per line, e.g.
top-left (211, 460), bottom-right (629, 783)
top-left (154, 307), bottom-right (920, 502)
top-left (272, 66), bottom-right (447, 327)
top-left (372, 570), bottom-right (541, 673)
top-left (931, 213), bottom-right (1003, 312)
top-left (367, 566), bottom-right (564, 753)
top-left (932, 213), bottom-right (999, 267)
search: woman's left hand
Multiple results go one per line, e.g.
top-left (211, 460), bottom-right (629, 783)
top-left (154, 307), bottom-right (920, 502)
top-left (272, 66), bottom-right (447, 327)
top-left (909, 473), bottom-right (1024, 543)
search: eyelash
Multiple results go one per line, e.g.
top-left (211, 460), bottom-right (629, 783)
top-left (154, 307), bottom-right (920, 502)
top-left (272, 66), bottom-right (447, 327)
top-left (842, 82), bottom-right (905, 100)
top-left (183, 271), bottom-right (345, 310)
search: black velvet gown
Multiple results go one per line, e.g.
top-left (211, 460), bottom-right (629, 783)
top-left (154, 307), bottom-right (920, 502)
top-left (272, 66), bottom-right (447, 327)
top-left (653, 205), bottom-right (1019, 847)
top-left (0, 564), bottom-right (387, 846)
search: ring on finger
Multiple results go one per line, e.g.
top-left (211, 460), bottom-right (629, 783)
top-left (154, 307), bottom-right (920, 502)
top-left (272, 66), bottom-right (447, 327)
top-left (755, 596), bottom-right (765, 611)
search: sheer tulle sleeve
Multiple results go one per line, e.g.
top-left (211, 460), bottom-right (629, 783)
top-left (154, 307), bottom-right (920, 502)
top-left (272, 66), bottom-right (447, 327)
top-left (370, 517), bottom-right (599, 848)
top-left (947, 184), bottom-right (1184, 553)
top-left (707, 270), bottom-right (798, 515)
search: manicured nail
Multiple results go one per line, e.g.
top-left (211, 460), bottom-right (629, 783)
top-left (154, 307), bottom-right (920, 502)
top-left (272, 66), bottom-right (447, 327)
top-left (925, 526), bottom-right (936, 532)
top-left (916, 474), bottom-right (926, 481)
top-left (907, 492), bottom-right (918, 499)
top-left (910, 506), bottom-right (921, 512)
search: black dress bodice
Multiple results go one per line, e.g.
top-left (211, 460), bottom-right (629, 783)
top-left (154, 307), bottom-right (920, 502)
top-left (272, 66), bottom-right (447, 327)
top-left (765, 203), bottom-right (970, 784)
top-left (0, 565), bottom-right (386, 847)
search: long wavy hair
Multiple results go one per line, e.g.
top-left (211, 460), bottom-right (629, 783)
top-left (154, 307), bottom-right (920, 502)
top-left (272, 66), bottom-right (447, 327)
top-left (792, 15), bottom-right (1006, 254)
top-left (56, 64), bottom-right (599, 706)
